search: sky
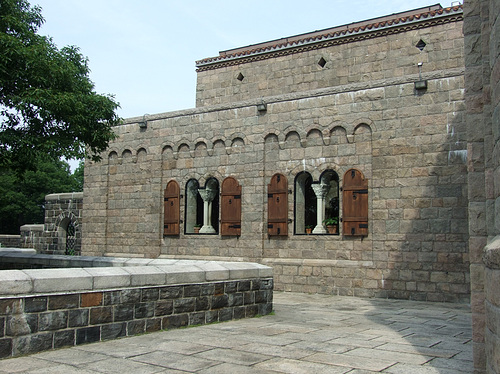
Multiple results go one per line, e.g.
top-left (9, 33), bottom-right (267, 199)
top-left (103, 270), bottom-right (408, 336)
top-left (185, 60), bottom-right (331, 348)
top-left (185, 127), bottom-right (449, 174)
top-left (33, 0), bottom-right (456, 121)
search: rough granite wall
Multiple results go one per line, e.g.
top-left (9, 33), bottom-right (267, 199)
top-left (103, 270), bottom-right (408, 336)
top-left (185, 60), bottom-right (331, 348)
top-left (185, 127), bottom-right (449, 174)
top-left (83, 6), bottom-right (469, 302)
top-left (464, 0), bottom-right (500, 372)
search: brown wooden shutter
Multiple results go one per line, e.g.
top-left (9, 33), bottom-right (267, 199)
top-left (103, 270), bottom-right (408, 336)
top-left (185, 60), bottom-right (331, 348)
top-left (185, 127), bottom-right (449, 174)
top-left (342, 169), bottom-right (368, 236)
top-left (164, 180), bottom-right (180, 235)
top-left (220, 177), bottom-right (242, 236)
top-left (268, 173), bottom-right (288, 236)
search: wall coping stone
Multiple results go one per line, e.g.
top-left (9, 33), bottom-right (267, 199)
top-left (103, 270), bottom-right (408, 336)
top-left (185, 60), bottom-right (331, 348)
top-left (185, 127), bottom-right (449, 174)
top-left (19, 225), bottom-right (44, 232)
top-left (0, 251), bottom-right (273, 296)
top-left (45, 192), bottom-right (83, 201)
top-left (0, 248), bottom-right (35, 253)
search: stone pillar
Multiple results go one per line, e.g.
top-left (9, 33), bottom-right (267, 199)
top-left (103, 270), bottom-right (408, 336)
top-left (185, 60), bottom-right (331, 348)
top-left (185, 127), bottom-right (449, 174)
top-left (311, 183), bottom-right (329, 234)
top-left (198, 188), bottom-right (216, 234)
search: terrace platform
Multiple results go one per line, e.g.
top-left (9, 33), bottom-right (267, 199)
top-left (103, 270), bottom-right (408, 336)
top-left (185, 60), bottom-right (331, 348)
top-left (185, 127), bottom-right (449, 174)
top-left (0, 292), bottom-right (472, 373)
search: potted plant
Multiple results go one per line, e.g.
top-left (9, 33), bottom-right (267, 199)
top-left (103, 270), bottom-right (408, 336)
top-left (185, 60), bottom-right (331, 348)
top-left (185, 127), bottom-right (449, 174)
top-left (193, 223), bottom-right (202, 233)
top-left (305, 225), bottom-right (314, 234)
top-left (323, 217), bottom-right (338, 234)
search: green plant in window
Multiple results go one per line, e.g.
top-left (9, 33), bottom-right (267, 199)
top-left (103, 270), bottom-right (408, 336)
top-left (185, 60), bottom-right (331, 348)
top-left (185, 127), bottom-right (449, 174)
top-left (323, 217), bottom-right (338, 226)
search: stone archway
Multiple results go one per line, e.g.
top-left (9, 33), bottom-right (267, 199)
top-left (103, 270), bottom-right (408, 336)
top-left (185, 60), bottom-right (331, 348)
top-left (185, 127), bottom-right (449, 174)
top-left (55, 212), bottom-right (81, 255)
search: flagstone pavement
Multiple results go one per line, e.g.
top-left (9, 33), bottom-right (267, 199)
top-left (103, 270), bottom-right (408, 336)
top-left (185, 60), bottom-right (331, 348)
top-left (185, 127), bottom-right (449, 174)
top-left (0, 292), bottom-right (473, 373)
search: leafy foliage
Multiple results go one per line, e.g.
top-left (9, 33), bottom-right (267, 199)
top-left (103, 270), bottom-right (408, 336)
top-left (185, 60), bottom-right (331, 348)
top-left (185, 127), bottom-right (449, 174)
top-left (0, 157), bottom-right (81, 234)
top-left (0, 0), bottom-right (119, 172)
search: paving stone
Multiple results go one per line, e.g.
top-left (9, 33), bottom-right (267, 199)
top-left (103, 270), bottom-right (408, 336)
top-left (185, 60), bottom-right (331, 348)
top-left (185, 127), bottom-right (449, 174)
top-left (195, 347), bottom-right (272, 366)
top-left (153, 340), bottom-right (213, 355)
top-left (254, 357), bottom-right (351, 374)
top-left (384, 362), bottom-right (469, 374)
top-left (235, 342), bottom-right (313, 359)
top-left (343, 347), bottom-right (433, 365)
top-left (8, 363), bottom-right (97, 374)
top-left (81, 357), bottom-right (163, 373)
top-left (31, 347), bottom-right (108, 366)
top-left (131, 351), bottom-right (218, 372)
top-left (305, 351), bottom-right (396, 372)
top-left (0, 357), bottom-right (58, 373)
top-left (74, 340), bottom-right (154, 358)
top-left (197, 362), bottom-right (278, 374)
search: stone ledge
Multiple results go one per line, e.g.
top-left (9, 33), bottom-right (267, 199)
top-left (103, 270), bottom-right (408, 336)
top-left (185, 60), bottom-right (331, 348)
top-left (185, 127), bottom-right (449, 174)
top-left (0, 252), bottom-right (273, 296)
top-left (45, 192), bottom-right (83, 201)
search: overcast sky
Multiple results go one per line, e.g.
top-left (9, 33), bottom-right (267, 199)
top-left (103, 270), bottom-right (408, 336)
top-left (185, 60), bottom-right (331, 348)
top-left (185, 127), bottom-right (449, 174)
top-left (33, 0), bottom-right (454, 121)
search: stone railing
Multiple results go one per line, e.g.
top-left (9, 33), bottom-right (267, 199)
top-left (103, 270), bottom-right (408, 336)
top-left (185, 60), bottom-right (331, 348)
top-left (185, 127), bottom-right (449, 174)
top-left (484, 237), bottom-right (500, 374)
top-left (0, 251), bottom-right (273, 359)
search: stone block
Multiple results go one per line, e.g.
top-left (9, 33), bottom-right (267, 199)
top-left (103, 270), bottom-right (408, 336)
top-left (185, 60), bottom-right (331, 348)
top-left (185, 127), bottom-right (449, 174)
top-left (48, 294), bottom-right (80, 310)
top-left (123, 266), bottom-right (167, 287)
top-left (85, 267), bottom-right (131, 289)
top-left (39, 311), bottom-right (68, 331)
top-left (27, 268), bottom-right (93, 294)
top-left (160, 265), bottom-right (205, 285)
top-left (0, 271), bottom-right (32, 296)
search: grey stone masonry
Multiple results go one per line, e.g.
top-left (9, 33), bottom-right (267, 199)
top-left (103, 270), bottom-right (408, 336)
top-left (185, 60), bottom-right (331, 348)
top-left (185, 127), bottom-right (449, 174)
top-left (83, 5), bottom-right (468, 303)
top-left (464, 0), bottom-right (500, 372)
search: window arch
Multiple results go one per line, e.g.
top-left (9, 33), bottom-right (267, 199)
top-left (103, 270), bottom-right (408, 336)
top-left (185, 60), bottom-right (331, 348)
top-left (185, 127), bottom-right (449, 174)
top-left (185, 179), bottom-right (202, 234)
top-left (185, 178), bottom-right (220, 234)
top-left (321, 170), bottom-right (340, 234)
top-left (294, 170), bottom-right (339, 235)
top-left (294, 172), bottom-right (315, 234)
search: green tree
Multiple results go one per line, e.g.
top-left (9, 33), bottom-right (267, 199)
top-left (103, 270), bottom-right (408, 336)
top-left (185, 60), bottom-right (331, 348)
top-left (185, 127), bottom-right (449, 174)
top-left (0, 0), bottom-right (119, 172)
top-left (0, 156), bottom-right (80, 234)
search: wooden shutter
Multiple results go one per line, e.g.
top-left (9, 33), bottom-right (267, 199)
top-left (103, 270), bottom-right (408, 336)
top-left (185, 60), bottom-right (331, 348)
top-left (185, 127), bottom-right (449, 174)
top-left (342, 169), bottom-right (368, 236)
top-left (221, 177), bottom-right (242, 236)
top-left (164, 180), bottom-right (180, 235)
top-left (268, 173), bottom-right (288, 236)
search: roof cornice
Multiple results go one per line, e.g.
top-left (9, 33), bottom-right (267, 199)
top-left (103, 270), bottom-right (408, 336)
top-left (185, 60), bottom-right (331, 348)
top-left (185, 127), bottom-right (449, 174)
top-left (196, 5), bottom-right (463, 72)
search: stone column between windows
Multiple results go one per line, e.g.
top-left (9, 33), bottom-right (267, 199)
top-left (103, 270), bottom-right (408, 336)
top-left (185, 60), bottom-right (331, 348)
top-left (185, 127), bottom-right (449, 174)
top-left (198, 188), bottom-right (216, 234)
top-left (312, 183), bottom-right (329, 234)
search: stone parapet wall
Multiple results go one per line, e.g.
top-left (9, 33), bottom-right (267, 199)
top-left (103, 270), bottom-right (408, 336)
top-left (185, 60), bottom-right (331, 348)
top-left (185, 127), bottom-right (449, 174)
top-left (19, 225), bottom-right (43, 250)
top-left (0, 236), bottom-right (20, 249)
top-left (42, 193), bottom-right (83, 255)
top-left (0, 254), bottom-right (273, 359)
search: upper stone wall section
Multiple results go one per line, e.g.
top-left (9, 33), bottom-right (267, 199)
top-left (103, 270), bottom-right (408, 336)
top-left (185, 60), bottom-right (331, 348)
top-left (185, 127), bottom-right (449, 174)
top-left (195, 4), bottom-right (463, 107)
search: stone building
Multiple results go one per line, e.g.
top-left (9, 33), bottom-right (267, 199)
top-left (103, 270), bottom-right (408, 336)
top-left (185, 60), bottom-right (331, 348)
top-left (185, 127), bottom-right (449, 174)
top-left (9, 193), bottom-right (83, 255)
top-left (83, 4), bottom-right (469, 302)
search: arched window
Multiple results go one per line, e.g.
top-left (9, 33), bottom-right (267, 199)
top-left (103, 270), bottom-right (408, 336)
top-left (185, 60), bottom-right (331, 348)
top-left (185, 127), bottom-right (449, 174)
top-left (185, 178), bottom-right (220, 234)
top-left (320, 170), bottom-right (339, 234)
top-left (65, 221), bottom-right (76, 255)
top-left (201, 178), bottom-right (220, 234)
top-left (294, 170), bottom-right (339, 235)
top-left (185, 179), bottom-right (202, 234)
top-left (294, 172), bottom-right (315, 234)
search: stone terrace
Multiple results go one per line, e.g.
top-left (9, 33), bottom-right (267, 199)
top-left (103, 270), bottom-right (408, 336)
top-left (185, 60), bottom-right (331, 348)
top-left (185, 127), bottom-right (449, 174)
top-left (0, 292), bottom-right (472, 373)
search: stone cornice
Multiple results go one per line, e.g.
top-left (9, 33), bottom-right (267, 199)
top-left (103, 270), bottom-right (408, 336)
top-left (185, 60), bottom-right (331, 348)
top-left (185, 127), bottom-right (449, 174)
top-left (196, 6), bottom-right (463, 72)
